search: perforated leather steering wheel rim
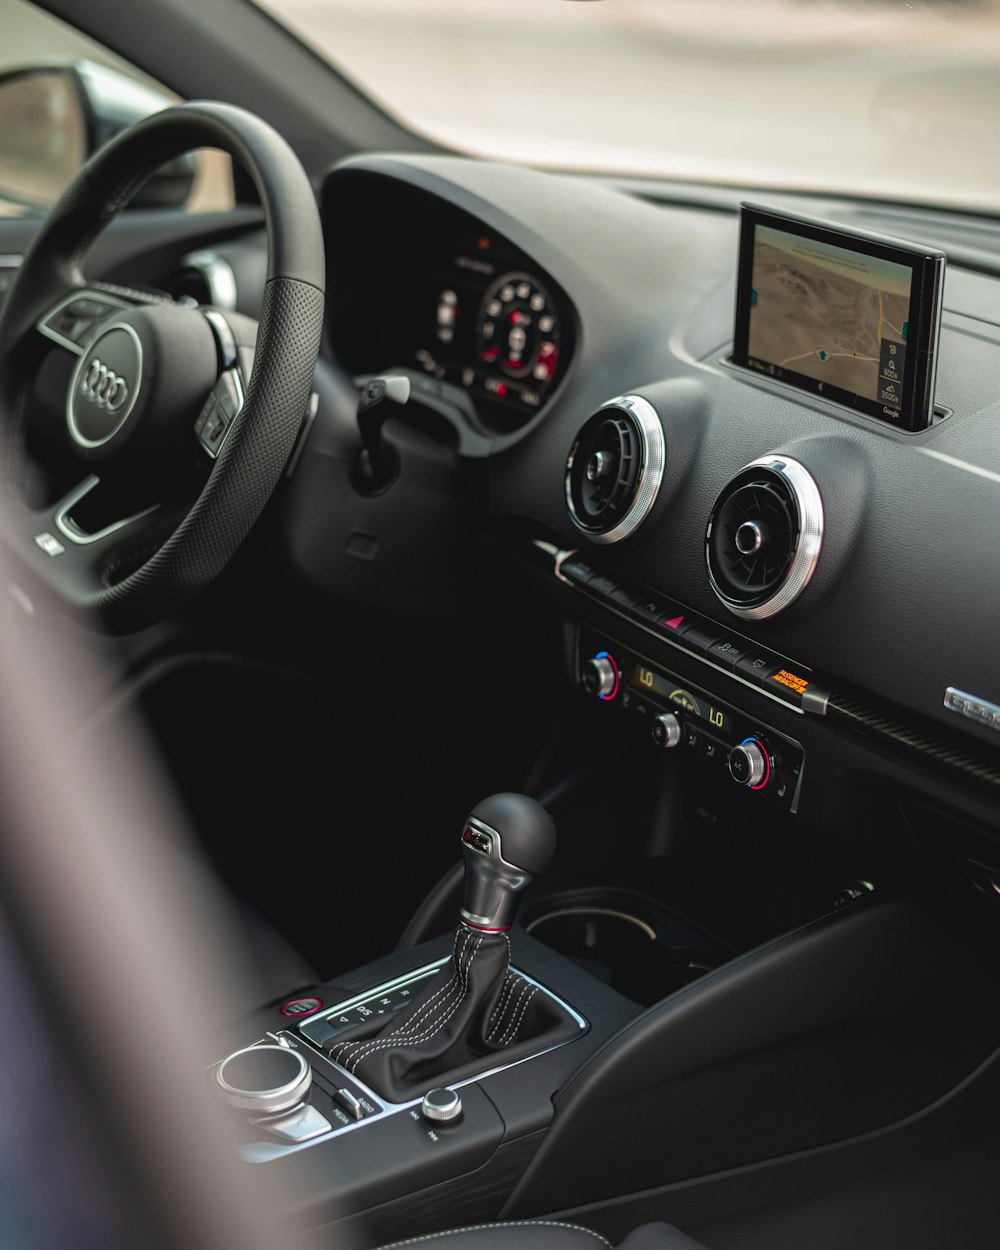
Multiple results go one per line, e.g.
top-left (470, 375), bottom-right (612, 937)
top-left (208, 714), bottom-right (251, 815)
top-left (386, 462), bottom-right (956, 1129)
top-left (0, 100), bottom-right (325, 632)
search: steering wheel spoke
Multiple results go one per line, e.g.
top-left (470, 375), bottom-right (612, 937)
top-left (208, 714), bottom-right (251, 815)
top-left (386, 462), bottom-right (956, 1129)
top-left (0, 101), bottom-right (324, 631)
top-left (36, 288), bottom-right (135, 357)
top-left (25, 475), bottom-right (167, 607)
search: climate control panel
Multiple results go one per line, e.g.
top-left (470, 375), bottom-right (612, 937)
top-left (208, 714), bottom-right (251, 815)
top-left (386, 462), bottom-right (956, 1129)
top-left (576, 626), bottom-right (803, 811)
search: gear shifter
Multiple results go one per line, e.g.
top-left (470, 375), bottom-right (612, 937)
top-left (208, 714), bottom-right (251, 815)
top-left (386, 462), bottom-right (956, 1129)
top-left (460, 792), bottom-right (557, 932)
top-left (322, 793), bottom-right (570, 1101)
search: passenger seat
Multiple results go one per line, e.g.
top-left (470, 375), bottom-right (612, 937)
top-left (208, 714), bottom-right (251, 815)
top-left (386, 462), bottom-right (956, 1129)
top-left (376, 1219), bottom-right (709, 1249)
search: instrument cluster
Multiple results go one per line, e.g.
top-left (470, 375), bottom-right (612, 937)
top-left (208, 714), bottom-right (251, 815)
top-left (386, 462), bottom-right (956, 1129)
top-left (325, 179), bottom-right (574, 433)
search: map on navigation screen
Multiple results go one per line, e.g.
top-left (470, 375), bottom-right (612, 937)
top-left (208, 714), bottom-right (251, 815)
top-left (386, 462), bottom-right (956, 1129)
top-left (746, 224), bottom-right (913, 413)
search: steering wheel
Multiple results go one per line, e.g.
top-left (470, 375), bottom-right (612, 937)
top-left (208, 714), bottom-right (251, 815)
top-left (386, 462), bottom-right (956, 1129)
top-left (0, 101), bottom-right (324, 632)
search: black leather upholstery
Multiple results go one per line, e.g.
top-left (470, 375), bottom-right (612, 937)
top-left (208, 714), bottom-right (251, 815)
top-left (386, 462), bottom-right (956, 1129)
top-left (375, 1219), bottom-right (710, 1250)
top-left (325, 928), bottom-right (577, 1102)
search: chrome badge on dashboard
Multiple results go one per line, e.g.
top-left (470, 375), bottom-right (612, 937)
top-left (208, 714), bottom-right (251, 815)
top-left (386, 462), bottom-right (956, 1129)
top-left (944, 688), bottom-right (1000, 734)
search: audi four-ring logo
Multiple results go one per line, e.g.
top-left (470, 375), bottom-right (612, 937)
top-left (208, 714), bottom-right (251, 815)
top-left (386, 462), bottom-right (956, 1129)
top-left (80, 358), bottom-right (129, 412)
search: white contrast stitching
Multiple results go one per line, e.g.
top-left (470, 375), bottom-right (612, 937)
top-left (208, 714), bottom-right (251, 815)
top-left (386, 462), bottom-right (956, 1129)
top-left (330, 931), bottom-right (468, 1066)
top-left (500, 984), bottom-right (538, 1046)
top-left (385, 931), bottom-right (470, 1039)
top-left (493, 974), bottom-right (530, 1046)
top-left (375, 1220), bottom-right (613, 1250)
top-left (388, 930), bottom-right (466, 1038)
top-left (339, 945), bottom-right (471, 1069)
top-left (485, 972), bottom-right (518, 1042)
top-left (346, 933), bottom-right (484, 1072)
top-left (486, 973), bottom-right (522, 1044)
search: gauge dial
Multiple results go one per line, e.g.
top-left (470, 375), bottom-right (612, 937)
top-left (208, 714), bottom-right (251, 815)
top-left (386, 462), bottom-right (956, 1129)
top-left (475, 271), bottom-right (560, 386)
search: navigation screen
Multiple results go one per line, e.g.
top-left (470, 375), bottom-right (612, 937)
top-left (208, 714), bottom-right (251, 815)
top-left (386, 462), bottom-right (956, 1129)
top-left (732, 205), bottom-right (945, 431)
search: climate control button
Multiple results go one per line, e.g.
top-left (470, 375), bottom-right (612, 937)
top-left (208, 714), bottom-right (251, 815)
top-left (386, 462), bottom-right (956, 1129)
top-left (582, 651), bottom-right (619, 700)
top-left (728, 738), bottom-right (769, 789)
top-left (651, 712), bottom-right (682, 749)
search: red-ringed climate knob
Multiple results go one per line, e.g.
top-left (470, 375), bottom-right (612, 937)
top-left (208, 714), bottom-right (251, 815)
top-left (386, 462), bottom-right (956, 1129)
top-left (582, 651), bottom-right (619, 700)
top-left (728, 738), bottom-right (770, 789)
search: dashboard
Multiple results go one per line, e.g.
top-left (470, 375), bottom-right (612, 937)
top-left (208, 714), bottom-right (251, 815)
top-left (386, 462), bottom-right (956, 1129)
top-left (298, 152), bottom-right (1000, 858)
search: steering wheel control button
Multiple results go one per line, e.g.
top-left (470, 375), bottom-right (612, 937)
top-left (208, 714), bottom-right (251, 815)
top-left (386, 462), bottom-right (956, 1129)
top-left (421, 1088), bottom-right (463, 1124)
top-left (38, 290), bottom-right (129, 352)
top-left (195, 370), bottom-right (244, 459)
top-left (215, 369), bottom-right (244, 420)
top-left (257, 1103), bottom-right (332, 1144)
top-left (651, 712), bottom-right (682, 749)
top-left (582, 652), bottom-right (619, 700)
top-left (280, 996), bottom-right (323, 1019)
top-left (215, 1043), bottom-right (312, 1116)
top-left (728, 739), bottom-right (770, 789)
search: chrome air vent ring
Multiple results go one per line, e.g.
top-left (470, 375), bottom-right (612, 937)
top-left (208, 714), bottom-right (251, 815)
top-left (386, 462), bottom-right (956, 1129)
top-left (706, 455), bottom-right (823, 620)
top-left (565, 394), bottom-right (665, 544)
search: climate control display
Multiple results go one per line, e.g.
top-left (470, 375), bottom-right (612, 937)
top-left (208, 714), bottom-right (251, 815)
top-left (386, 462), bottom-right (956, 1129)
top-left (628, 661), bottom-right (733, 734)
top-left (578, 626), bottom-right (803, 812)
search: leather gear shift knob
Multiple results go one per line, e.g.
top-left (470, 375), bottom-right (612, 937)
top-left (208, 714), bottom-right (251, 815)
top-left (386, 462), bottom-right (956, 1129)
top-left (459, 793), bottom-right (557, 932)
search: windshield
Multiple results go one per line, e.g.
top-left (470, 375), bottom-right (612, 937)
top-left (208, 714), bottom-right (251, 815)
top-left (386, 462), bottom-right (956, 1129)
top-left (255, 0), bottom-right (1000, 214)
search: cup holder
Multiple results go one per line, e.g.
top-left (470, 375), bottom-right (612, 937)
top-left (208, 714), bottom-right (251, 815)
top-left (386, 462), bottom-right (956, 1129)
top-left (524, 894), bottom-right (725, 1007)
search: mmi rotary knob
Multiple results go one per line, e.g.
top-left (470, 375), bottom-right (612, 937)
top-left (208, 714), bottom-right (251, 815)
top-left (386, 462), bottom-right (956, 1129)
top-left (215, 1043), bottom-right (311, 1115)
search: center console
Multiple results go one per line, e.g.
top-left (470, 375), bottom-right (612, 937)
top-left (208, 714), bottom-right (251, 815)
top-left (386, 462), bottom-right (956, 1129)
top-left (210, 794), bottom-right (639, 1245)
top-left (209, 771), bottom-right (1000, 1249)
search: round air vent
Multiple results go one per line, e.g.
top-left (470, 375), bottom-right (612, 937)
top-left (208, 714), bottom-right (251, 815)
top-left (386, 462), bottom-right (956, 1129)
top-left (706, 456), bottom-right (823, 620)
top-left (565, 395), bottom-right (665, 544)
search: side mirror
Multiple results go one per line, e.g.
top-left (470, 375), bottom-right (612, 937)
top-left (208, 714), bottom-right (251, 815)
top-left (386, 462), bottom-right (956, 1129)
top-left (0, 60), bottom-right (196, 211)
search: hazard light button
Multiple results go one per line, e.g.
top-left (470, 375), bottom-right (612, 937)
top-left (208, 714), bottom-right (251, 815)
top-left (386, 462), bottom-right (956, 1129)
top-left (651, 606), bottom-right (696, 640)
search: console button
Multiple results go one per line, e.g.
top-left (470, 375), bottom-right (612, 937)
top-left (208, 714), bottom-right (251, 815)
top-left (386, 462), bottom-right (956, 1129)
top-left (763, 666), bottom-right (813, 708)
top-left (621, 688), bottom-right (651, 719)
top-left (558, 557), bottom-right (595, 587)
top-left (707, 637), bottom-right (751, 670)
top-left (682, 722), bottom-right (701, 753)
top-left (728, 739), bottom-right (771, 789)
top-left (280, 996), bottom-right (323, 1019)
top-left (676, 621), bottom-right (727, 657)
top-left (333, 1088), bottom-right (364, 1121)
top-left (652, 606), bottom-right (695, 640)
top-left (587, 573), bottom-right (619, 599)
top-left (422, 1088), bottom-right (463, 1124)
top-left (259, 1103), bottom-right (332, 1143)
top-left (735, 649), bottom-right (784, 685)
top-left (609, 583), bottom-right (641, 611)
top-left (630, 595), bottom-right (667, 624)
top-left (702, 736), bottom-right (726, 767)
top-left (356, 1091), bottom-right (380, 1117)
top-left (651, 712), bottom-right (681, 749)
